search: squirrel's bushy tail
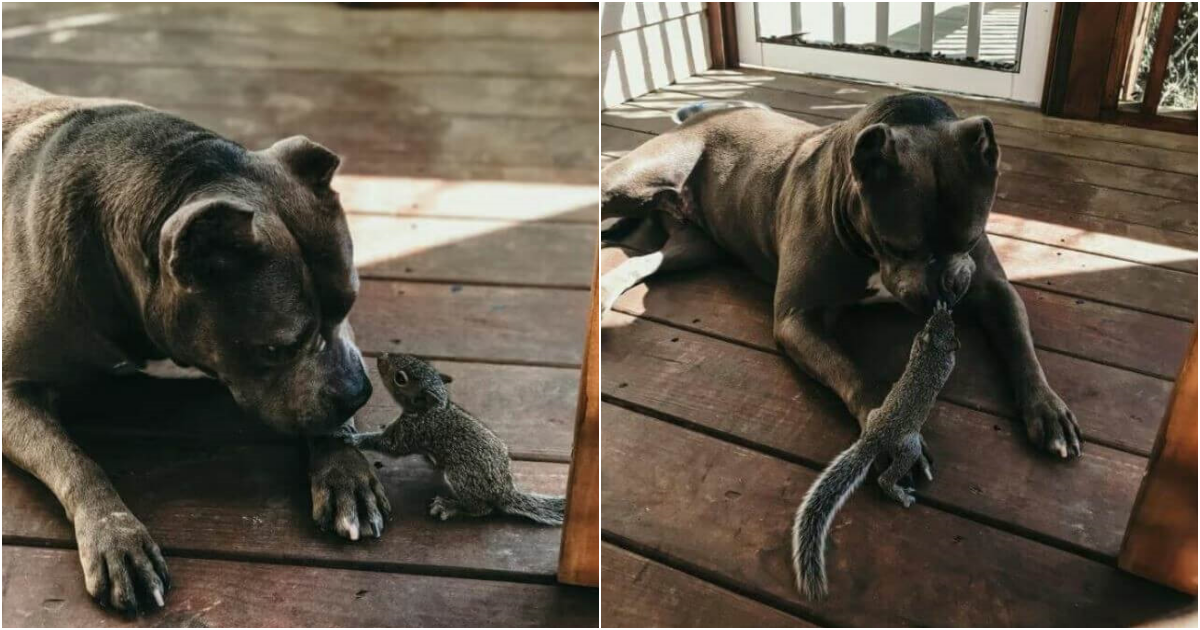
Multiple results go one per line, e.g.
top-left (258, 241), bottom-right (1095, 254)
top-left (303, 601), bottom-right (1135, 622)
top-left (792, 440), bottom-right (875, 599)
top-left (503, 492), bottom-right (566, 526)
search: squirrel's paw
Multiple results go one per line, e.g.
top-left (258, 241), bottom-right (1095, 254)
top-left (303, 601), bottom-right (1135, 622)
top-left (879, 483), bottom-right (917, 508)
top-left (429, 495), bottom-right (459, 521)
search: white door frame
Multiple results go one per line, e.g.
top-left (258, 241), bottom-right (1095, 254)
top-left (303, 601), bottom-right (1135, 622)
top-left (735, 2), bottom-right (1057, 105)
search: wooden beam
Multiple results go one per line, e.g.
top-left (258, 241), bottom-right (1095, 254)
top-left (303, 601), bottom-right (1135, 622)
top-left (1119, 329), bottom-right (1198, 595)
top-left (706, 1), bottom-right (727, 70)
top-left (557, 247), bottom-right (599, 587)
top-left (1140, 1), bottom-right (1183, 116)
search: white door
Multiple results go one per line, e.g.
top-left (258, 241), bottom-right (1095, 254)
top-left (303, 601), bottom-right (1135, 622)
top-left (735, 2), bottom-right (1056, 105)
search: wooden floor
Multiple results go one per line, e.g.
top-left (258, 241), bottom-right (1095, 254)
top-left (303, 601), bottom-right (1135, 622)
top-left (600, 69), bottom-right (1198, 626)
top-left (2, 3), bottom-right (597, 627)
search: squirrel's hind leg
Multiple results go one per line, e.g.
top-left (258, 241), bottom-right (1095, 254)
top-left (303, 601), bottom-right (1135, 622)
top-left (429, 495), bottom-right (493, 521)
top-left (877, 434), bottom-right (923, 508)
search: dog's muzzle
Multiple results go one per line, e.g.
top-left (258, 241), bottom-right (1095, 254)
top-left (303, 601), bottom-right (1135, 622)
top-left (929, 255), bottom-right (975, 306)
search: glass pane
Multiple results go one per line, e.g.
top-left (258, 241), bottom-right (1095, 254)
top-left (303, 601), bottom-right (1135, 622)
top-left (755, 2), bottom-right (1023, 72)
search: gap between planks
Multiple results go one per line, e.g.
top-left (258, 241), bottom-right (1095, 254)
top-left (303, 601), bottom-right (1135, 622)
top-left (600, 394), bottom-right (1130, 567)
top-left (601, 536), bottom-right (827, 627)
top-left (0, 537), bottom-right (564, 587)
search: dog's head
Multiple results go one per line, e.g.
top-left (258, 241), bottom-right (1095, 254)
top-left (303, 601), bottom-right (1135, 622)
top-left (151, 136), bottom-right (370, 435)
top-left (849, 112), bottom-right (998, 314)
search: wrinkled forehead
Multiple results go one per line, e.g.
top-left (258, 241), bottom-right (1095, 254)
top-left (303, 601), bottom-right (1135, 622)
top-left (246, 161), bottom-right (359, 326)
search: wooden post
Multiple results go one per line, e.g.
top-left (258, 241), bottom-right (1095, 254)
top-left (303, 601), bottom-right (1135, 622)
top-left (1119, 330), bottom-right (1198, 594)
top-left (558, 247), bottom-right (599, 587)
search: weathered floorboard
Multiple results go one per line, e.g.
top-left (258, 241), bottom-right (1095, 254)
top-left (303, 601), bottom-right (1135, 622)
top-left (601, 404), bottom-right (1194, 627)
top-left (602, 312), bottom-right (1144, 559)
top-left (601, 543), bottom-right (816, 628)
top-left (3, 444), bottom-right (568, 577)
top-left (1, 546), bottom-right (597, 628)
top-left (349, 215), bottom-right (595, 288)
top-left (603, 262), bottom-right (1175, 455)
top-left (350, 279), bottom-right (590, 367)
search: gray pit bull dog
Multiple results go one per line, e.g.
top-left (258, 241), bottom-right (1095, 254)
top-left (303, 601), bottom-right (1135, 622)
top-left (2, 77), bottom-right (390, 613)
top-left (601, 94), bottom-right (1082, 473)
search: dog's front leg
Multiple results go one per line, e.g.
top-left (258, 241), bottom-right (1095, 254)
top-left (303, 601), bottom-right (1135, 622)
top-left (307, 422), bottom-right (391, 540)
top-left (963, 240), bottom-right (1082, 458)
top-left (2, 384), bottom-right (169, 613)
top-left (774, 307), bottom-right (889, 427)
top-left (774, 307), bottom-right (935, 480)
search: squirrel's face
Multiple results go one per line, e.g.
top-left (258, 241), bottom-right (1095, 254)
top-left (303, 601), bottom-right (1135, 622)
top-left (377, 353), bottom-right (453, 411)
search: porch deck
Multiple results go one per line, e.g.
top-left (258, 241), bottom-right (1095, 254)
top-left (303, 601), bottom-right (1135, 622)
top-left (1, 3), bottom-right (597, 627)
top-left (600, 69), bottom-right (1198, 626)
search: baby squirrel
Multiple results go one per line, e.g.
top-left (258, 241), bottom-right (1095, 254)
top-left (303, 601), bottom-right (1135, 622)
top-left (792, 302), bottom-right (958, 599)
top-left (345, 353), bottom-right (565, 526)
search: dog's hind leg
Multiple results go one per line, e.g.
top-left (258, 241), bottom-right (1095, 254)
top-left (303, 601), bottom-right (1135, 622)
top-left (601, 130), bottom-right (704, 220)
top-left (600, 216), bottom-right (721, 315)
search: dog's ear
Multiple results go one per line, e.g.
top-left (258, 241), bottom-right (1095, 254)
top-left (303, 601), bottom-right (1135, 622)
top-left (955, 116), bottom-right (999, 172)
top-left (160, 198), bottom-right (262, 288)
top-left (851, 123), bottom-right (897, 181)
top-left (266, 135), bottom-right (341, 188)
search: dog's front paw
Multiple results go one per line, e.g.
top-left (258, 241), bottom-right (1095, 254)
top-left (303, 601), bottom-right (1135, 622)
top-left (309, 441), bottom-right (391, 540)
top-left (429, 495), bottom-right (459, 521)
top-left (1022, 388), bottom-right (1082, 459)
top-left (75, 507), bottom-right (169, 614)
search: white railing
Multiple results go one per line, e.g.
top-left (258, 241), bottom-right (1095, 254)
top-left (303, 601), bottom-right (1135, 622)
top-left (759, 2), bottom-right (1026, 64)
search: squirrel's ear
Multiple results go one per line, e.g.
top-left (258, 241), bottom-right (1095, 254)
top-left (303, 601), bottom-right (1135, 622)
top-left (438, 372), bottom-right (454, 385)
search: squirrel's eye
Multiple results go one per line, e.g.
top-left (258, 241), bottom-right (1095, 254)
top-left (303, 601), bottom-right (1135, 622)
top-left (393, 370), bottom-right (409, 387)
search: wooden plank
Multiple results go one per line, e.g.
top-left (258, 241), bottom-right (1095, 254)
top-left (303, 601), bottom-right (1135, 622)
top-left (601, 404), bottom-right (1194, 626)
top-left (348, 215), bottom-right (595, 288)
top-left (559, 252), bottom-right (600, 586)
top-left (2, 61), bottom-right (597, 120)
top-left (706, 67), bottom-right (1199, 153)
top-left (988, 234), bottom-right (1196, 322)
top-left (1120, 331), bottom-right (1199, 594)
top-left (335, 175), bottom-right (597, 223)
top-left (63, 359), bottom-right (579, 463)
top-left (0, 2), bottom-right (600, 41)
top-left (1, 546), bottom-right (598, 627)
top-left (3, 444), bottom-right (568, 577)
top-left (988, 201), bottom-right (1197, 274)
top-left (350, 279), bottom-right (591, 367)
top-left (601, 255), bottom-right (1178, 454)
top-left (139, 105), bottom-right (597, 172)
top-left (601, 543), bottom-right (815, 627)
top-left (1, 25), bottom-right (598, 78)
top-left (337, 155), bottom-right (597, 186)
top-left (601, 312), bottom-right (1145, 558)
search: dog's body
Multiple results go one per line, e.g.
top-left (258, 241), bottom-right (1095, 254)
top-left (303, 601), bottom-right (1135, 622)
top-left (601, 95), bottom-right (1081, 464)
top-left (2, 77), bottom-right (388, 613)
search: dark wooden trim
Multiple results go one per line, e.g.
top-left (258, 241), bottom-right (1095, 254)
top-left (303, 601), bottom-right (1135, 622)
top-left (1043, 1), bottom-right (1195, 135)
top-left (706, 2), bottom-right (727, 70)
top-left (720, 2), bottom-right (739, 70)
top-left (1119, 329), bottom-right (1198, 595)
top-left (706, 2), bottom-right (739, 70)
top-left (557, 248), bottom-right (599, 587)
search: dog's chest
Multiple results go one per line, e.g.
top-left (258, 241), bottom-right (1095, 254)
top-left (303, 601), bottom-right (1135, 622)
top-left (858, 272), bottom-right (896, 305)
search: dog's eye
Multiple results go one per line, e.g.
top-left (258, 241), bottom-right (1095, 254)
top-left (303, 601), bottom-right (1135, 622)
top-left (393, 371), bottom-right (409, 387)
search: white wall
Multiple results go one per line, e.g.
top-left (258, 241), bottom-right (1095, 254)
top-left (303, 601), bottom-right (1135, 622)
top-left (600, 2), bottom-right (711, 109)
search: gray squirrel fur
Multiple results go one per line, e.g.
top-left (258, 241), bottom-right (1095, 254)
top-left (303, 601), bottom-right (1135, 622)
top-left (345, 353), bottom-right (565, 526)
top-left (792, 302), bottom-right (958, 599)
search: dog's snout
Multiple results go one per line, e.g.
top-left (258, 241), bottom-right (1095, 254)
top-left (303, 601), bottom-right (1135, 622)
top-left (929, 255), bottom-right (974, 306)
top-left (338, 376), bottom-right (372, 417)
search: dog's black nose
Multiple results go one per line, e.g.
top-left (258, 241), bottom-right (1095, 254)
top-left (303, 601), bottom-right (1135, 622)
top-left (337, 377), bottom-right (373, 418)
